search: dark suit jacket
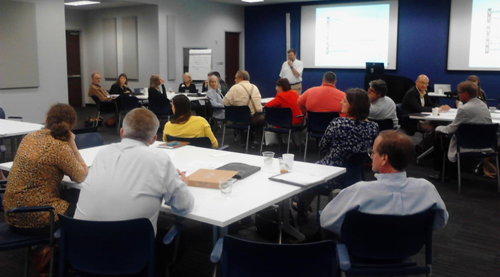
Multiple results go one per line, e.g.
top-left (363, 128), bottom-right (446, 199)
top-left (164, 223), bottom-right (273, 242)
top-left (401, 86), bottom-right (438, 114)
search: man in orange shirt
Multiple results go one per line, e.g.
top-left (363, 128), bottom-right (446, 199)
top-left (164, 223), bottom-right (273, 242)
top-left (297, 71), bottom-right (346, 117)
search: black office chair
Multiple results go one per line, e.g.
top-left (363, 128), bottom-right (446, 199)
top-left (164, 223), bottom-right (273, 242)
top-left (118, 96), bottom-right (140, 132)
top-left (210, 235), bottom-right (336, 277)
top-left (0, 204), bottom-right (56, 277)
top-left (369, 118), bottom-right (394, 132)
top-left (148, 96), bottom-right (172, 124)
top-left (90, 95), bottom-right (118, 128)
top-left (260, 107), bottom-right (303, 154)
top-left (453, 123), bottom-right (500, 193)
top-left (72, 126), bottom-right (98, 135)
top-left (75, 132), bottom-right (104, 150)
top-left (206, 101), bottom-right (225, 132)
top-left (222, 106), bottom-right (252, 153)
top-left (316, 152), bottom-right (367, 224)
top-left (303, 111), bottom-right (339, 161)
top-left (56, 215), bottom-right (181, 277)
top-left (337, 209), bottom-right (435, 276)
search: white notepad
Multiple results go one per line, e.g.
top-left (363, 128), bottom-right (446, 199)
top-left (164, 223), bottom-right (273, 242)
top-left (269, 172), bottom-right (327, 187)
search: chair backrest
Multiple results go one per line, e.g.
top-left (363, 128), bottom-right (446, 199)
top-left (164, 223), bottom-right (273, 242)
top-left (344, 152), bottom-right (367, 187)
top-left (456, 123), bottom-right (499, 151)
top-left (264, 107), bottom-right (293, 128)
top-left (90, 95), bottom-right (101, 106)
top-left (58, 215), bottom-right (155, 276)
top-left (72, 126), bottom-right (98, 135)
top-left (340, 209), bottom-right (435, 261)
top-left (148, 96), bottom-right (171, 115)
top-left (166, 135), bottom-right (212, 149)
top-left (307, 111), bottom-right (339, 133)
top-left (369, 118), bottom-right (393, 132)
top-left (224, 106), bottom-right (251, 124)
top-left (221, 235), bottom-right (336, 277)
top-left (75, 132), bottom-right (104, 149)
top-left (0, 107), bottom-right (5, 119)
top-left (120, 96), bottom-right (140, 112)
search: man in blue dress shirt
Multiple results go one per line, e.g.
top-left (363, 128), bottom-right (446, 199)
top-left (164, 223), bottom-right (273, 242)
top-left (320, 130), bottom-right (448, 236)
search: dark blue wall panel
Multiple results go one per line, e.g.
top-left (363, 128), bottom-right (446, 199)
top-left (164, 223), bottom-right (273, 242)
top-left (245, 0), bottom-right (500, 102)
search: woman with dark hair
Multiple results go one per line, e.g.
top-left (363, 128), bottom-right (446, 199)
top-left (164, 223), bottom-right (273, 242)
top-left (265, 78), bottom-right (304, 125)
top-left (3, 104), bottom-right (88, 234)
top-left (296, 88), bottom-right (379, 225)
top-left (163, 95), bottom-right (218, 148)
top-left (109, 73), bottom-right (132, 95)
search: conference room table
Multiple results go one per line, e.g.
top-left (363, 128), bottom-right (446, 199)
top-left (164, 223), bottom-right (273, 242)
top-left (0, 142), bottom-right (345, 244)
top-left (0, 119), bottom-right (43, 159)
top-left (409, 108), bottom-right (500, 124)
top-left (110, 92), bottom-right (208, 102)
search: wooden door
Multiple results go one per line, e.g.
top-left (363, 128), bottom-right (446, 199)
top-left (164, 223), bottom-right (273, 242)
top-left (66, 30), bottom-right (82, 107)
top-left (225, 32), bottom-right (240, 88)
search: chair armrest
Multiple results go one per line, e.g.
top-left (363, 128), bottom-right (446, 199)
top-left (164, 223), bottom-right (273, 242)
top-left (6, 206), bottom-right (54, 215)
top-left (163, 222), bottom-right (182, 245)
top-left (210, 238), bottom-right (224, 263)
top-left (0, 179), bottom-right (7, 186)
top-left (217, 145), bottom-right (230, 151)
top-left (336, 243), bottom-right (351, 271)
top-left (296, 114), bottom-right (305, 118)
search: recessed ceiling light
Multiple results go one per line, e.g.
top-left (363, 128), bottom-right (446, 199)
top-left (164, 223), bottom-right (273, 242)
top-left (242, 0), bottom-right (264, 3)
top-left (65, 1), bottom-right (101, 6)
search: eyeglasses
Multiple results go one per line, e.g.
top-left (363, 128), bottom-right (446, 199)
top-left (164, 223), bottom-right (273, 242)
top-left (367, 148), bottom-right (374, 158)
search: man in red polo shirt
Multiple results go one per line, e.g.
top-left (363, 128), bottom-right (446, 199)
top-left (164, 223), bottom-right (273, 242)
top-left (297, 71), bottom-right (346, 117)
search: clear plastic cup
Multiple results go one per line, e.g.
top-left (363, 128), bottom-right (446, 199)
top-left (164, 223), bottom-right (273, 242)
top-left (262, 151), bottom-right (275, 171)
top-left (219, 178), bottom-right (236, 199)
top-left (282, 154), bottom-right (294, 171)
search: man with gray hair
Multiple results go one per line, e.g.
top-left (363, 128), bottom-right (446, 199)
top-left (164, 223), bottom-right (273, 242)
top-left (367, 79), bottom-right (399, 128)
top-left (75, 108), bottom-right (194, 235)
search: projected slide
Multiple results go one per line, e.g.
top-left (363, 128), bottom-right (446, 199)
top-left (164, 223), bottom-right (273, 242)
top-left (469, 0), bottom-right (500, 68)
top-left (315, 4), bottom-right (390, 67)
top-left (301, 1), bottom-right (398, 70)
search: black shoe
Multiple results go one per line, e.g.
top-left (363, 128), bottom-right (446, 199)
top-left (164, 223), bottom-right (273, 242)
top-left (428, 173), bottom-right (450, 182)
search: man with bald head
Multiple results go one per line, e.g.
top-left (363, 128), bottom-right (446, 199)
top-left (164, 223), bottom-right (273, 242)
top-left (320, 130), bottom-right (448, 236)
top-left (402, 74), bottom-right (450, 114)
top-left (401, 75), bottom-right (451, 149)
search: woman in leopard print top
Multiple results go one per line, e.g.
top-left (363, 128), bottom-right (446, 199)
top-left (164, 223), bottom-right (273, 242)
top-left (3, 104), bottom-right (88, 231)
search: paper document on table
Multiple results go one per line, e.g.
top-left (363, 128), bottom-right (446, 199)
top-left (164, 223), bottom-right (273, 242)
top-left (269, 172), bottom-right (327, 187)
top-left (181, 160), bottom-right (226, 176)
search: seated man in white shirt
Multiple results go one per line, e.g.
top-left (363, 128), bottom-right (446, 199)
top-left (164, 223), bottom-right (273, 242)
top-left (320, 130), bottom-right (448, 236)
top-left (367, 79), bottom-right (399, 129)
top-left (75, 108), bottom-right (195, 235)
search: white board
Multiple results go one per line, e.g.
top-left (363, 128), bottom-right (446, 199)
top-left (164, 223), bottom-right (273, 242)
top-left (188, 49), bottom-right (212, 81)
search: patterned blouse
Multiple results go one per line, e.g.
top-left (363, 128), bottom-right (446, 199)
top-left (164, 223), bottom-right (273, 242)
top-left (3, 129), bottom-right (88, 228)
top-left (318, 117), bottom-right (379, 167)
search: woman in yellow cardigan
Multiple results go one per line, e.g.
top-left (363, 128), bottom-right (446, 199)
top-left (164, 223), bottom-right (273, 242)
top-left (163, 95), bottom-right (219, 148)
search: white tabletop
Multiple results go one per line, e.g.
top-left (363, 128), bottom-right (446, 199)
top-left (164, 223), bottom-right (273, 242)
top-left (261, 97), bottom-right (274, 104)
top-left (409, 108), bottom-right (500, 124)
top-left (0, 143), bottom-right (345, 228)
top-left (0, 119), bottom-right (43, 137)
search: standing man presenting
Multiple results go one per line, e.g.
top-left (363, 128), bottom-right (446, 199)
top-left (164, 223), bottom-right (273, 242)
top-left (279, 49), bottom-right (304, 95)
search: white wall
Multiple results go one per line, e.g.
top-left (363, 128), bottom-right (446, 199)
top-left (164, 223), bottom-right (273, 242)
top-left (65, 0), bottom-right (244, 104)
top-left (157, 0), bottom-right (245, 89)
top-left (66, 5), bottom-right (160, 104)
top-left (0, 0), bottom-right (68, 122)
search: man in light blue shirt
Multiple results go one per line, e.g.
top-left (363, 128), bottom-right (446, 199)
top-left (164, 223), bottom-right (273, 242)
top-left (320, 130), bottom-right (448, 235)
top-left (75, 108), bottom-right (195, 235)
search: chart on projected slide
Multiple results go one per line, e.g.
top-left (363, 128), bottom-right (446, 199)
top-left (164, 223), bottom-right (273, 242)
top-left (314, 4), bottom-right (390, 67)
top-left (469, 1), bottom-right (500, 67)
